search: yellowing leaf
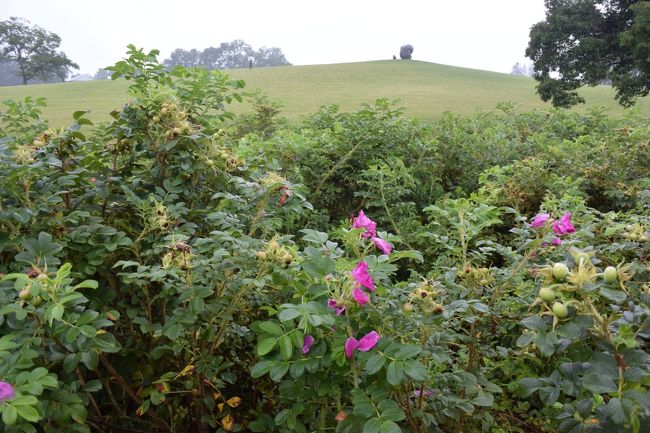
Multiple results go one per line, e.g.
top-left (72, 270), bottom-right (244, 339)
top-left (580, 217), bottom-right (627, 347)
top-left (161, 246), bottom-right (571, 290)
top-left (217, 403), bottom-right (225, 413)
top-left (226, 396), bottom-right (242, 408)
top-left (221, 415), bottom-right (234, 431)
top-left (175, 364), bottom-right (194, 379)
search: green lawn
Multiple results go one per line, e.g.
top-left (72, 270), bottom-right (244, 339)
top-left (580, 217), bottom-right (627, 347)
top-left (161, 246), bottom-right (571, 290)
top-left (1, 60), bottom-right (648, 128)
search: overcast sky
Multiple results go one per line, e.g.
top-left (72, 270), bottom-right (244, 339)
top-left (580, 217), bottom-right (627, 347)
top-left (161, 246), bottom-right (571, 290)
top-left (2, 0), bottom-right (547, 75)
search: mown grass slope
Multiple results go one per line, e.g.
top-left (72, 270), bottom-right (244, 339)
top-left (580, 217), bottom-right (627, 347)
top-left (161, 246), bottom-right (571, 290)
top-left (1, 60), bottom-right (648, 128)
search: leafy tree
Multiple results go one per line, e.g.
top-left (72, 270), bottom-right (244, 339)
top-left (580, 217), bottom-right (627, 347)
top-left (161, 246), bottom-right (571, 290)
top-left (526, 0), bottom-right (650, 107)
top-left (163, 47), bottom-right (201, 69)
top-left (0, 61), bottom-right (21, 86)
top-left (163, 40), bottom-right (290, 70)
top-left (94, 67), bottom-right (111, 80)
top-left (0, 17), bottom-right (78, 85)
top-left (511, 62), bottom-right (534, 77)
top-left (252, 46), bottom-right (290, 67)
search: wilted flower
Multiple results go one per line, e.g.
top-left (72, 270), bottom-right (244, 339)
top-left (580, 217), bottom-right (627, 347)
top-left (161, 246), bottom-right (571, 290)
top-left (327, 299), bottom-right (346, 316)
top-left (352, 261), bottom-right (374, 291)
top-left (372, 237), bottom-right (392, 255)
top-left (531, 213), bottom-right (551, 228)
top-left (344, 331), bottom-right (380, 358)
top-left (553, 212), bottom-right (575, 235)
top-left (302, 335), bottom-right (315, 354)
top-left (0, 381), bottom-right (15, 402)
top-left (352, 287), bottom-right (370, 305)
top-left (413, 389), bottom-right (434, 398)
top-left (552, 238), bottom-right (562, 245)
top-left (352, 210), bottom-right (377, 239)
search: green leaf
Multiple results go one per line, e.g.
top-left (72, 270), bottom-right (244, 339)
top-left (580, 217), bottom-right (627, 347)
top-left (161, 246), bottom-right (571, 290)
top-left (269, 363), bottom-right (289, 381)
top-left (603, 398), bottom-right (626, 424)
top-left (10, 396), bottom-right (38, 406)
top-left (278, 308), bottom-right (301, 322)
top-left (519, 378), bottom-right (542, 397)
top-left (582, 373), bottom-right (617, 394)
top-left (73, 110), bottom-right (89, 120)
top-left (387, 250), bottom-right (423, 263)
top-left (386, 361), bottom-right (404, 385)
top-left (394, 344), bottom-right (422, 360)
top-left (363, 417), bottom-right (383, 433)
top-left (251, 360), bottom-right (275, 378)
top-left (365, 354), bottom-right (387, 375)
top-left (256, 338), bottom-right (277, 356)
top-left (16, 405), bottom-right (40, 422)
top-left (471, 391), bottom-right (494, 407)
top-left (534, 332), bottom-right (558, 357)
top-left (279, 335), bottom-right (293, 360)
top-left (2, 405), bottom-right (17, 425)
top-left (538, 387), bottom-right (559, 405)
top-left (28, 367), bottom-right (48, 382)
top-left (380, 420), bottom-right (402, 433)
top-left (516, 333), bottom-right (534, 347)
top-left (521, 316), bottom-right (549, 331)
top-left (599, 287), bottom-right (627, 303)
top-left (258, 321), bottom-right (283, 336)
top-left (402, 360), bottom-right (428, 381)
top-left (73, 279), bottom-right (98, 290)
top-left (48, 304), bottom-right (64, 326)
top-left (378, 400), bottom-right (405, 422)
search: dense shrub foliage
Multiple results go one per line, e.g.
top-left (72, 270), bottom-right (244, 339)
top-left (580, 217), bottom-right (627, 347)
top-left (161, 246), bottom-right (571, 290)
top-left (1, 46), bottom-right (649, 433)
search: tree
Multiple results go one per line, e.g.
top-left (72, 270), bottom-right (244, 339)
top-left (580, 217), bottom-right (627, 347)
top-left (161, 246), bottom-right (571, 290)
top-left (254, 46), bottom-right (291, 67)
top-left (511, 62), bottom-right (534, 77)
top-left (399, 44), bottom-right (414, 60)
top-left (94, 68), bottom-right (111, 80)
top-left (0, 17), bottom-right (78, 84)
top-left (526, 0), bottom-right (650, 108)
top-left (163, 40), bottom-right (291, 70)
top-left (163, 48), bottom-right (201, 69)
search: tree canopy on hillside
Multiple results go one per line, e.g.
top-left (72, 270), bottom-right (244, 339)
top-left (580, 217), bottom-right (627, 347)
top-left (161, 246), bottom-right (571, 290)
top-left (526, 0), bottom-right (650, 107)
top-left (0, 17), bottom-right (78, 85)
top-left (163, 40), bottom-right (291, 70)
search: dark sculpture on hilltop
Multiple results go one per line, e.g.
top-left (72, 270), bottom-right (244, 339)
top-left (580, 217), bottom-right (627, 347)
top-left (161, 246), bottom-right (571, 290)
top-left (399, 44), bottom-right (413, 60)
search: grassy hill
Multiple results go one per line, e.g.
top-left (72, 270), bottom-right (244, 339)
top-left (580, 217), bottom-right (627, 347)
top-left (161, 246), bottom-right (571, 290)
top-left (1, 60), bottom-right (648, 128)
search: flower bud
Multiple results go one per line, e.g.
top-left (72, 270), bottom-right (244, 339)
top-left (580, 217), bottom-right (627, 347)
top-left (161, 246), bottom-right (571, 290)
top-left (552, 262), bottom-right (569, 281)
top-left (552, 302), bottom-right (568, 319)
top-left (603, 266), bottom-right (618, 284)
top-left (539, 287), bottom-right (556, 303)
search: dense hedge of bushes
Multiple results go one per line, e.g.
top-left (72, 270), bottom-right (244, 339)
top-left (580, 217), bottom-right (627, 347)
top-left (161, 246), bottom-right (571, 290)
top-left (1, 46), bottom-right (649, 433)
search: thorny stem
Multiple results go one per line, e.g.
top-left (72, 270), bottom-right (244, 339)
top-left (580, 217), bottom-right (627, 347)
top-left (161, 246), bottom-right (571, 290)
top-left (313, 141), bottom-right (364, 198)
top-left (378, 170), bottom-right (415, 250)
top-left (490, 245), bottom-right (539, 305)
top-left (99, 354), bottom-right (172, 433)
top-left (457, 209), bottom-right (469, 270)
top-left (248, 191), bottom-right (272, 237)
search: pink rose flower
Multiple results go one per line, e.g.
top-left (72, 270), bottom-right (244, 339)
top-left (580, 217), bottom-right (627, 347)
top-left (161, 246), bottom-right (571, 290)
top-left (371, 237), bottom-right (392, 255)
top-left (352, 210), bottom-right (377, 239)
top-left (531, 213), bottom-right (551, 228)
top-left (352, 287), bottom-right (370, 305)
top-left (302, 335), bottom-right (315, 354)
top-left (0, 381), bottom-right (15, 402)
top-left (344, 331), bottom-right (380, 358)
top-left (352, 261), bottom-right (374, 292)
top-left (553, 212), bottom-right (575, 235)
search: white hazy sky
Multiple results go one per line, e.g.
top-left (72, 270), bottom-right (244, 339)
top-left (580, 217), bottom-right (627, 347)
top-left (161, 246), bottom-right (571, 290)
top-left (1, 0), bottom-right (547, 75)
